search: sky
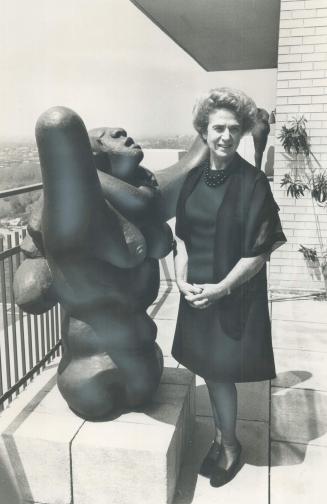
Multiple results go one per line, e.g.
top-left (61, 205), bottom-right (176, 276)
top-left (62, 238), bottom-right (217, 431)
top-left (1, 0), bottom-right (277, 140)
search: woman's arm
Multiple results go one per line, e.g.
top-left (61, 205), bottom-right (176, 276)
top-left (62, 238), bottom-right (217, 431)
top-left (174, 235), bottom-right (202, 298)
top-left (186, 253), bottom-right (269, 309)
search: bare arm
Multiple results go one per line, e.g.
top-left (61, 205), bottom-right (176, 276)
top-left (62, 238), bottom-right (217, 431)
top-left (187, 253), bottom-right (269, 309)
top-left (174, 235), bottom-right (202, 298)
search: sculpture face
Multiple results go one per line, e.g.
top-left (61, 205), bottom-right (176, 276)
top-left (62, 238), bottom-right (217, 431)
top-left (95, 127), bottom-right (144, 181)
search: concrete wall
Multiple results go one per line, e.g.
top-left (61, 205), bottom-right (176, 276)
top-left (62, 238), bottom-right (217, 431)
top-left (271, 0), bottom-right (327, 291)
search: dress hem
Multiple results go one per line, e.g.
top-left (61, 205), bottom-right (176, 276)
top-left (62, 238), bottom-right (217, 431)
top-left (172, 353), bottom-right (276, 383)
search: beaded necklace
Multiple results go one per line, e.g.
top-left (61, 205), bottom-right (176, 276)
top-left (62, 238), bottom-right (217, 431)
top-left (203, 159), bottom-right (231, 187)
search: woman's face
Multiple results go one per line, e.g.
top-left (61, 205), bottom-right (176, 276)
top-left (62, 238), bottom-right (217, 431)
top-left (203, 108), bottom-right (243, 163)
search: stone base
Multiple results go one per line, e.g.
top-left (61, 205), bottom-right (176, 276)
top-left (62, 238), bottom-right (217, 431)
top-left (0, 364), bottom-right (195, 504)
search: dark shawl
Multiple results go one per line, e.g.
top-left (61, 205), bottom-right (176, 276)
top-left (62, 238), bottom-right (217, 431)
top-left (175, 153), bottom-right (286, 341)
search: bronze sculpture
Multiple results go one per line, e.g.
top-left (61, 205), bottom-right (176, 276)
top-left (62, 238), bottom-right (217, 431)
top-left (14, 106), bottom-right (207, 420)
top-left (251, 107), bottom-right (271, 171)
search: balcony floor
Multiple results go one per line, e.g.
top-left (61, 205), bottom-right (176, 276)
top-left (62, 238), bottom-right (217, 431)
top-left (1, 279), bottom-right (326, 503)
top-left (152, 281), bottom-right (327, 504)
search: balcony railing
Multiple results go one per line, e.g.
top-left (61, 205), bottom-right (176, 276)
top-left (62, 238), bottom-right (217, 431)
top-left (0, 183), bottom-right (61, 410)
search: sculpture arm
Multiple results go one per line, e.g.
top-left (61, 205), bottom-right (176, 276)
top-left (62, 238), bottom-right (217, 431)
top-left (154, 136), bottom-right (209, 221)
top-left (36, 107), bottom-right (146, 268)
top-left (97, 169), bottom-right (163, 225)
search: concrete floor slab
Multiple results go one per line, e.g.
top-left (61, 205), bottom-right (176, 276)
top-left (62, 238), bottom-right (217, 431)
top-left (195, 378), bottom-right (270, 422)
top-left (173, 416), bottom-right (269, 504)
top-left (158, 281), bottom-right (179, 294)
top-left (271, 387), bottom-right (327, 446)
top-left (273, 348), bottom-right (327, 391)
top-left (155, 318), bottom-right (176, 356)
top-left (153, 293), bottom-right (180, 320)
top-left (0, 362), bottom-right (58, 424)
top-left (164, 356), bottom-right (180, 368)
top-left (271, 299), bottom-right (327, 323)
top-left (272, 319), bottom-right (327, 352)
top-left (161, 368), bottom-right (194, 387)
top-left (271, 441), bottom-right (327, 504)
top-left (159, 253), bottom-right (176, 282)
top-left (31, 384), bottom-right (74, 417)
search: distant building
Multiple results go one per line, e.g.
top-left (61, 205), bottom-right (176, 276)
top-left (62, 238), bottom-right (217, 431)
top-left (0, 221), bottom-right (26, 246)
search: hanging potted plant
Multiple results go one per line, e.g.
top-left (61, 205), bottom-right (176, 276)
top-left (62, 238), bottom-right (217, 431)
top-left (279, 116), bottom-right (327, 291)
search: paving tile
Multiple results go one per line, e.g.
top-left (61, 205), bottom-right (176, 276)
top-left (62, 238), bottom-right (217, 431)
top-left (32, 385), bottom-right (75, 417)
top-left (271, 441), bottom-right (327, 504)
top-left (158, 281), bottom-right (179, 294)
top-left (195, 378), bottom-right (269, 422)
top-left (271, 299), bottom-right (327, 323)
top-left (273, 348), bottom-right (327, 391)
top-left (271, 387), bottom-right (327, 446)
top-left (164, 356), bottom-right (180, 368)
top-left (161, 368), bottom-right (194, 387)
top-left (159, 253), bottom-right (176, 282)
top-left (272, 319), bottom-right (327, 352)
top-left (173, 416), bottom-right (268, 504)
top-left (153, 293), bottom-right (180, 320)
top-left (155, 318), bottom-right (176, 356)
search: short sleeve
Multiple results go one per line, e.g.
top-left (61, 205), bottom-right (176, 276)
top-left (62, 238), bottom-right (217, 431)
top-left (243, 173), bottom-right (286, 258)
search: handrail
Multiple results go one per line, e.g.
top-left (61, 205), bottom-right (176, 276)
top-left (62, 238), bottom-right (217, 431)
top-left (0, 183), bottom-right (43, 199)
top-left (0, 245), bottom-right (21, 260)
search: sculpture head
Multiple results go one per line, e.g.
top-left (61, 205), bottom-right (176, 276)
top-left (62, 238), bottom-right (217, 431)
top-left (89, 127), bottom-right (144, 182)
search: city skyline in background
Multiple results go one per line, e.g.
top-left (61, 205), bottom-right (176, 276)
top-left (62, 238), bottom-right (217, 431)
top-left (1, 0), bottom-right (277, 140)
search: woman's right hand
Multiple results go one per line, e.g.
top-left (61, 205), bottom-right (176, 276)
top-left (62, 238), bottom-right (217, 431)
top-left (177, 280), bottom-right (203, 298)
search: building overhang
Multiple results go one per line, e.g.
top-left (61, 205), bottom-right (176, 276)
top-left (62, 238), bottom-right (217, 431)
top-left (130, 0), bottom-right (281, 71)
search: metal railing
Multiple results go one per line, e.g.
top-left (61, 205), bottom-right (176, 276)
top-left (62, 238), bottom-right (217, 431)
top-left (0, 183), bottom-right (61, 410)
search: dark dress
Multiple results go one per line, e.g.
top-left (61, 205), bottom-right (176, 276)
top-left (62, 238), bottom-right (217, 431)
top-left (172, 153), bottom-right (286, 383)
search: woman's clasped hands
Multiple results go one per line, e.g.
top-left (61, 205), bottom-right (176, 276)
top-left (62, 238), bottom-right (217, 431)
top-left (177, 280), bottom-right (229, 309)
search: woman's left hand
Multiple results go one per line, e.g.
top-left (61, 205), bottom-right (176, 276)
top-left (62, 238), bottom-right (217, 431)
top-left (185, 282), bottom-right (228, 309)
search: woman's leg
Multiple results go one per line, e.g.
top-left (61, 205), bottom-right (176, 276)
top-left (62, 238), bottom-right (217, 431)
top-left (205, 380), bottom-right (241, 474)
top-left (206, 385), bottom-right (222, 443)
top-left (198, 381), bottom-right (224, 477)
top-left (205, 380), bottom-right (238, 445)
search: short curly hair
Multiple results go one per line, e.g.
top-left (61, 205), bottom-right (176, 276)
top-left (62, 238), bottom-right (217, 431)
top-left (193, 87), bottom-right (257, 138)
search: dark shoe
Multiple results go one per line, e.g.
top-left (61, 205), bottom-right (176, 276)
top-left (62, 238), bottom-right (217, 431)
top-left (210, 441), bottom-right (242, 487)
top-left (198, 440), bottom-right (221, 477)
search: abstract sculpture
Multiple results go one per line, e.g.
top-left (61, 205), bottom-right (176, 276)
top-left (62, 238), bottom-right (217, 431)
top-left (13, 107), bottom-right (207, 420)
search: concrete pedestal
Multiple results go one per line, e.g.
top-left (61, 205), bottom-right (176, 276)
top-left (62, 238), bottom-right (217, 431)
top-left (0, 364), bottom-right (195, 504)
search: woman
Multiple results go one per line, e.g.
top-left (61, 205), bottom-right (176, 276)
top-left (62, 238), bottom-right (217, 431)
top-left (172, 88), bottom-right (286, 487)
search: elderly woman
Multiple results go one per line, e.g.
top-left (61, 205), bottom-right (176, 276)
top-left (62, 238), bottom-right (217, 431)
top-left (173, 88), bottom-right (286, 487)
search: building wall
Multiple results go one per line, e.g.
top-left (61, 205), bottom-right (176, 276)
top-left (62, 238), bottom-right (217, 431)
top-left (271, 0), bottom-right (327, 291)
